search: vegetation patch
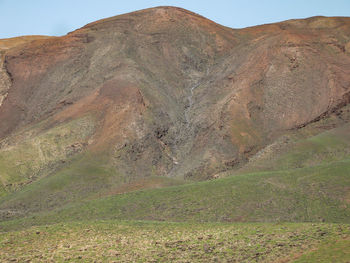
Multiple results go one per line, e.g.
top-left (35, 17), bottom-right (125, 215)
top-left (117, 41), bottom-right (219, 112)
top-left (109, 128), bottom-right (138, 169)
top-left (1, 158), bottom-right (349, 229)
top-left (0, 116), bottom-right (95, 196)
top-left (0, 221), bottom-right (349, 262)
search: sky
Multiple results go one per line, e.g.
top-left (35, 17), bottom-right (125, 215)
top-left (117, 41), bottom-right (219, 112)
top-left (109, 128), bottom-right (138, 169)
top-left (1, 0), bottom-right (350, 38)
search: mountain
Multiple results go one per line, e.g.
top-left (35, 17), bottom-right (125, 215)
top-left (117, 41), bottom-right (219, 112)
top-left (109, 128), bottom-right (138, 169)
top-left (1, 5), bottom-right (350, 214)
top-left (1, 6), bottom-right (350, 262)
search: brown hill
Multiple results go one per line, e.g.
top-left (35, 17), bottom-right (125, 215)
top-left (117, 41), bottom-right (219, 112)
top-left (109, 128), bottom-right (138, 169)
top-left (0, 6), bottom-right (350, 195)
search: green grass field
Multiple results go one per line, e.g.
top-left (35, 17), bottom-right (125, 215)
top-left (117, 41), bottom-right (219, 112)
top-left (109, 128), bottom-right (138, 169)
top-left (1, 157), bottom-right (348, 231)
top-left (1, 221), bottom-right (349, 262)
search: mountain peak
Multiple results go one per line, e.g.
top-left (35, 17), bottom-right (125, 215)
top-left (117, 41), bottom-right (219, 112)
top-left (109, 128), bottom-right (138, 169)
top-left (78, 6), bottom-right (213, 32)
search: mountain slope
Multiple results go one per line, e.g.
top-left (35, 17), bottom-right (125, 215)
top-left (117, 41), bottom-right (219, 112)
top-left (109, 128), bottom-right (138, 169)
top-left (0, 7), bottom-right (350, 220)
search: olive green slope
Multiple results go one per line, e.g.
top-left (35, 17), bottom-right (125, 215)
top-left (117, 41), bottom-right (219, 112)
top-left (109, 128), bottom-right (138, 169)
top-left (0, 116), bottom-right (96, 198)
top-left (0, 157), bottom-right (348, 230)
top-left (238, 105), bottom-right (350, 174)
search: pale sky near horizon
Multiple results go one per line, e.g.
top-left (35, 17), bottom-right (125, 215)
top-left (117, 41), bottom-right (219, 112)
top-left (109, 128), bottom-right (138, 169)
top-left (1, 0), bottom-right (350, 38)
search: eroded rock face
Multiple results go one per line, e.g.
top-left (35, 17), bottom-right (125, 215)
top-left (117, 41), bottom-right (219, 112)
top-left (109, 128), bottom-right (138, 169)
top-left (0, 36), bottom-right (54, 108)
top-left (1, 7), bottom-right (350, 182)
top-left (0, 54), bottom-right (11, 107)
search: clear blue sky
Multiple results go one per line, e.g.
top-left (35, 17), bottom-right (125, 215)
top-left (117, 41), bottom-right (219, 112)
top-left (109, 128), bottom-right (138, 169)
top-left (1, 0), bottom-right (350, 38)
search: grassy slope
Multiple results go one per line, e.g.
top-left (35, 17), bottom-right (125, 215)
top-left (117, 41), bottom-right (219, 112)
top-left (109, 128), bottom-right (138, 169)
top-left (294, 237), bottom-right (350, 263)
top-left (1, 157), bottom-right (349, 231)
top-left (0, 116), bottom-right (95, 198)
top-left (0, 152), bottom-right (186, 219)
top-left (240, 120), bottom-right (350, 174)
top-left (0, 114), bottom-right (186, 216)
top-left (0, 220), bottom-right (349, 262)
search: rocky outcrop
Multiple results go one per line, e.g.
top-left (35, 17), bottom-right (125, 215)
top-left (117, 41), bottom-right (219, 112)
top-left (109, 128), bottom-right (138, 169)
top-left (0, 52), bottom-right (11, 108)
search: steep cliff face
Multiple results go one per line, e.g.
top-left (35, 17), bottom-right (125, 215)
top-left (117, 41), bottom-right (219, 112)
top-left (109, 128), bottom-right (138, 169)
top-left (0, 7), bottom-right (350, 198)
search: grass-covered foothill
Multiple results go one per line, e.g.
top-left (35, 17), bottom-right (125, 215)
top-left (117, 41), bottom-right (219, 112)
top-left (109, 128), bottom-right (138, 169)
top-left (1, 157), bottom-right (349, 232)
